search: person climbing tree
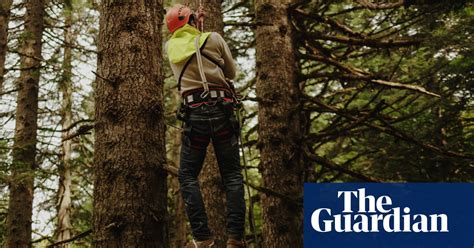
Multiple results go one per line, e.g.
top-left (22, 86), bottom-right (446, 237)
top-left (165, 4), bottom-right (246, 248)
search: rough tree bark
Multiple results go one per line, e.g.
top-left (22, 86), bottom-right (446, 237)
top-left (168, 88), bottom-right (188, 248)
top-left (6, 0), bottom-right (45, 247)
top-left (197, 1), bottom-right (228, 247)
top-left (0, 0), bottom-right (13, 95)
top-left (171, 177), bottom-right (187, 247)
top-left (55, 0), bottom-right (74, 246)
top-left (92, 0), bottom-right (168, 247)
top-left (255, 0), bottom-right (304, 247)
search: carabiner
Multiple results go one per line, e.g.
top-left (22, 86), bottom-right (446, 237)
top-left (200, 90), bottom-right (209, 99)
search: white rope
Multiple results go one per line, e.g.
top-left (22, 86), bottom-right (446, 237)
top-left (194, 35), bottom-right (209, 98)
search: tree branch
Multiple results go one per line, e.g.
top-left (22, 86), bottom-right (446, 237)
top-left (304, 96), bottom-right (474, 160)
top-left (294, 8), bottom-right (366, 38)
top-left (62, 125), bottom-right (94, 141)
top-left (46, 229), bottom-right (92, 247)
top-left (302, 54), bottom-right (440, 97)
top-left (304, 147), bottom-right (382, 182)
top-left (355, 0), bottom-right (405, 9)
top-left (305, 31), bottom-right (421, 48)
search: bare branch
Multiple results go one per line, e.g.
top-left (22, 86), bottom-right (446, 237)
top-left (304, 96), bottom-right (474, 160)
top-left (62, 125), bottom-right (94, 141)
top-left (304, 147), bottom-right (382, 182)
top-left (355, 0), bottom-right (405, 9)
top-left (45, 229), bottom-right (92, 247)
top-left (302, 54), bottom-right (440, 97)
top-left (305, 31), bottom-right (421, 48)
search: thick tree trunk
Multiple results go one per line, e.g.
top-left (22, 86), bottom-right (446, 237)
top-left (169, 108), bottom-right (188, 248)
top-left (6, 0), bottom-right (44, 247)
top-left (171, 177), bottom-right (188, 248)
top-left (92, 1), bottom-right (168, 247)
top-left (198, 0), bottom-right (225, 34)
top-left (0, 0), bottom-right (13, 95)
top-left (197, 1), bottom-right (228, 247)
top-left (55, 0), bottom-right (74, 246)
top-left (255, 1), bottom-right (304, 247)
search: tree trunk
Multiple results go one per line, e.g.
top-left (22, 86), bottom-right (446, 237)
top-left (197, 1), bottom-right (228, 247)
top-left (255, 1), bottom-right (304, 247)
top-left (92, 1), bottom-right (168, 247)
top-left (171, 176), bottom-right (188, 248)
top-left (55, 0), bottom-right (74, 246)
top-left (6, 0), bottom-right (44, 247)
top-left (0, 0), bottom-right (13, 95)
top-left (169, 101), bottom-right (188, 248)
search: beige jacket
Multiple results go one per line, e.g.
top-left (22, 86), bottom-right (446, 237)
top-left (168, 32), bottom-right (236, 94)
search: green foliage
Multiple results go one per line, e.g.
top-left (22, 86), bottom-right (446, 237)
top-left (295, 1), bottom-right (474, 182)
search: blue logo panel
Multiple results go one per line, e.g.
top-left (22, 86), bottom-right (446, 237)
top-left (304, 183), bottom-right (474, 248)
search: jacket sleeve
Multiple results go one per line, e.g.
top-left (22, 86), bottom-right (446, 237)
top-left (214, 32), bottom-right (236, 80)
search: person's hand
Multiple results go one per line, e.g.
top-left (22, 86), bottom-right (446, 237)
top-left (195, 6), bottom-right (206, 31)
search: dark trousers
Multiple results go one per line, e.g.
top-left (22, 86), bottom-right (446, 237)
top-left (178, 103), bottom-right (245, 241)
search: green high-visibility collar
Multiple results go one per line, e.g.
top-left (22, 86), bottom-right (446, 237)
top-left (167, 24), bottom-right (211, 64)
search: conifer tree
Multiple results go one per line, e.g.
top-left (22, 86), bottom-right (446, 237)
top-left (92, 0), bottom-right (168, 246)
top-left (255, 0), bottom-right (304, 247)
top-left (6, 0), bottom-right (45, 246)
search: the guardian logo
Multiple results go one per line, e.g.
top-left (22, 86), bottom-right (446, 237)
top-left (311, 188), bottom-right (449, 233)
top-left (305, 184), bottom-right (474, 247)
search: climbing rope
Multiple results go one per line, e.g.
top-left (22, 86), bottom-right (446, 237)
top-left (194, 35), bottom-right (210, 98)
top-left (233, 100), bottom-right (259, 247)
top-left (198, 0), bottom-right (204, 32)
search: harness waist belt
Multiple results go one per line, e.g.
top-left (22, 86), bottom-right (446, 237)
top-left (182, 87), bottom-right (233, 105)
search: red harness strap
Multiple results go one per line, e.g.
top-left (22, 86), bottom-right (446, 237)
top-left (182, 87), bottom-right (234, 107)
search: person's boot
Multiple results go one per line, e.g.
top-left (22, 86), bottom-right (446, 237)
top-left (226, 238), bottom-right (246, 248)
top-left (185, 238), bottom-right (215, 248)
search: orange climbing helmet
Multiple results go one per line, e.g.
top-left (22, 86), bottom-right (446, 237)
top-left (166, 4), bottom-right (194, 33)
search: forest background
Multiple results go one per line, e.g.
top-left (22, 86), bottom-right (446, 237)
top-left (0, 0), bottom-right (473, 247)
